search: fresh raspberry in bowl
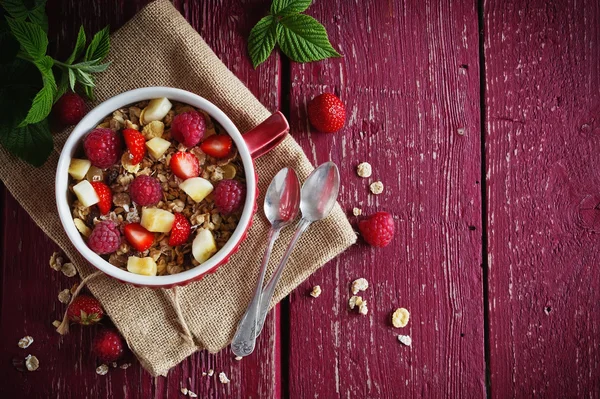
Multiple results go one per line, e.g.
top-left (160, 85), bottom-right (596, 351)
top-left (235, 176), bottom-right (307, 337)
top-left (171, 110), bottom-right (205, 147)
top-left (129, 175), bottom-right (162, 206)
top-left (84, 128), bottom-right (122, 168)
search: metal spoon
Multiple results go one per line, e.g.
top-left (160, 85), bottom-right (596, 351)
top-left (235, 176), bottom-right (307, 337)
top-left (254, 161), bottom-right (340, 337)
top-left (231, 167), bottom-right (301, 357)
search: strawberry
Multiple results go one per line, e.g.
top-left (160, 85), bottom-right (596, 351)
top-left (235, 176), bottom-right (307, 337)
top-left (123, 128), bottom-right (146, 165)
top-left (124, 223), bottom-right (155, 252)
top-left (169, 151), bottom-right (200, 180)
top-left (91, 181), bottom-right (112, 215)
top-left (169, 213), bottom-right (191, 246)
top-left (200, 135), bottom-right (232, 159)
top-left (93, 329), bottom-right (124, 363)
top-left (67, 295), bottom-right (104, 325)
top-left (307, 93), bottom-right (346, 133)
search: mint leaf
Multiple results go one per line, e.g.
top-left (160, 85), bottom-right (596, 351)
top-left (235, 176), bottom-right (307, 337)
top-left (248, 15), bottom-right (277, 68)
top-left (270, 0), bottom-right (311, 16)
top-left (6, 17), bottom-right (47, 60)
top-left (85, 26), bottom-right (110, 62)
top-left (65, 25), bottom-right (86, 64)
top-left (276, 14), bottom-right (341, 63)
top-left (74, 69), bottom-right (94, 87)
top-left (0, 118), bottom-right (53, 166)
top-left (54, 70), bottom-right (69, 102)
top-left (68, 68), bottom-right (76, 91)
top-left (0, 0), bottom-right (28, 19)
top-left (19, 55), bottom-right (55, 126)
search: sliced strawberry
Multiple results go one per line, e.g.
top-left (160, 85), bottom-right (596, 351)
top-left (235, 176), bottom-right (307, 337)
top-left (124, 223), bottom-right (155, 251)
top-left (169, 213), bottom-right (191, 246)
top-left (169, 151), bottom-right (200, 180)
top-left (91, 181), bottom-right (112, 215)
top-left (200, 135), bottom-right (232, 159)
top-left (123, 128), bottom-right (146, 165)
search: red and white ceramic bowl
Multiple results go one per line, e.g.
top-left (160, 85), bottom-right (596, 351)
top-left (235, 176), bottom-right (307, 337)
top-left (56, 87), bottom-right (289, 288)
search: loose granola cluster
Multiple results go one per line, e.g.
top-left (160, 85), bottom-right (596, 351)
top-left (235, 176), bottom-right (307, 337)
top-left (68, 100), bottom-right (246, 275)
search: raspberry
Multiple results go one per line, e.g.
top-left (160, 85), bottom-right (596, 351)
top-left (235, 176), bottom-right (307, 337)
top-left (357, 212), bottom-right (395, 247)
top-left (52, 91), bottom-right (87, 126)
top-left (87, 220), bottom-right (121, 254)
top-left (307, 93), bottom-right (346, 133)
top-left (213, 179), bottom-right (246, 215)
top-left (83, 128), bottom-right (122, 169)
top-left (129, 175), bottom-right (162, 206)
top-left (171, 111), bottom-right (205, 147)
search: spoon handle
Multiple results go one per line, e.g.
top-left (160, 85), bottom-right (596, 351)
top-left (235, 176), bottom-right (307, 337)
top-left (231, 226), bottom-right (280, 357)
top-left (255, 218), bottom-right (311, 337)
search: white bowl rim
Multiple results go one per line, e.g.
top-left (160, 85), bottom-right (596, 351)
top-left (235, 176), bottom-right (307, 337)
top-left (56, 87), bottom-right (257, 287)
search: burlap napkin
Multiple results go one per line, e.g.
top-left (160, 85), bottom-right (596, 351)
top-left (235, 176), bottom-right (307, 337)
top-left (0, 0), bottom-right (356, 376)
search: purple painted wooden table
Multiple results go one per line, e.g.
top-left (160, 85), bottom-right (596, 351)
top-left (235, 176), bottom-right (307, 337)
top-left (1, 0), bottom-right (599, 397)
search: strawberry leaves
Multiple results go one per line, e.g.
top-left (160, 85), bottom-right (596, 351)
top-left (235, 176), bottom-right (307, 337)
top-left (0, 1), bottom-right (111, 166)
top-left (248, 0), bottom-right (341, 68)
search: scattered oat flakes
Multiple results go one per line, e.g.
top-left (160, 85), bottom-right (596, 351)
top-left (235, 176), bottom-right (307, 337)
top-left (52, 320), bottom-right (61, 328)
top-left (356, 162), bottom-right (372, 178)
top-left (96, 364), bottom-right (109, 375)
top-left (111, 362), bottom-right (118, 368)
top-left (18, 336), bottom-right (34, 349)
top-left (392, 308), bottom-right (410, 328)
top-left (25, 355), bottom-right (39, 371)
top-left (370, 181), bottom-right (384, 195)
top-left (120, 363), bottom-right (131, 369)
top-left (207, 369), bottom-right (214, 376)
top-left (61, 262), bottom-right (77, 277)
top-left (74, 218), bottom-right (92, 237)
top-left (188, 390), bottom-right (198, 398)
top-left (348, 295), bottom-right (363, 310)
top-left (218, 371), bottom-right (230, 384)
top-left (202, 371), bottom-right (207, 376)
top-left (235, 356), bottom-right (242, 361)
top-left (180, 387), bottom-right (188, 395)
top-left (352, 207), bottom-right (362, 216)
top-left (398, 335), bottom-right (412, 346)
top-left (58, 289), bottom-right (71, 304)
top-left (358, 299), bottom-right (369, 315)
top-left (310, 285), bottom-right (322, 298)
top-left (49, 251), bottom-right (63, 271)
top-left (351, 278), bottom-right (369, 295)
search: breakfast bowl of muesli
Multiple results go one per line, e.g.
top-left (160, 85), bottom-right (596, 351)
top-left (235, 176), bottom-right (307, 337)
top-left (56, 87), bottom-right (289, 288)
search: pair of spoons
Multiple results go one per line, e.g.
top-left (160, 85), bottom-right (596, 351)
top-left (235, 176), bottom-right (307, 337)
top-left (231, 162), bottom-right (340, 358)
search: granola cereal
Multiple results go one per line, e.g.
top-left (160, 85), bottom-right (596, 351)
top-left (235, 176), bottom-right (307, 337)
top-left (58, 289), bottom-right (71, 304)
top-left (96, 364), bottom-right (109, 375)
top-left (49, 251), bottom-right (63, 271)
top-left (188, 390), bottom-right (198, 398)
top-left (398, 335), bottom-right (412, 346)
top-left (219, 372), bottom-right (230, 384)
top-left (67, 99), bottom-right (246, 276)
top-left (348, 295), bottom-right (363, 310)
top-left (358, 299), bottom-right (369, 315)
top-left (351, 278), bottom-right (369, 295)
top-left (392, 308), bottom-right (410, 328)
top-left (18, 336), bottom-right (34, 349)
top-left (61, 262), bottom-right (77, 277)
top-left (370, 181), bottom-right (384, 195)
top-left (356, 162), bottom-right (372, 178)
top-left (207, 369), bottom-right (214, 376)
top-left (352, 207), bottom-right (362, 216)
top-left (309, 285), bottom-right (322, 298)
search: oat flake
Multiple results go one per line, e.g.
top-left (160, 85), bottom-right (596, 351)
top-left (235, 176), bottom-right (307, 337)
top-left (352, 207), bottom-right (362, 216)
top-left (96, 364), bottom-right (109, 375)
top-left (49, 251), bottom-right (63, 271)
top-left (351, 278), bottom-right (369, 295)
top-left (398, 335), bottom-right (412, 346)
top-left (348, 295), bottom-right (363, 310)
top-left (188, 390), bottom-right (198, 398)
top-left (58, 289), bottom-right (71, 304)
top-left (219, 372), bottom-right (230, 384)
top-left (235, 356), bottom-right (242, 361)
top-left (310, 285), bottom-right (322, 298)
top-left (120, 363), bottom-right (131, 369)
top-left (25, 355), bottom-right (39, 371)
top-left (356, 162), bottom-right (372, 178)
top-left (18, 336), bottom-right (34, 349)
top-left (61, 262), bottom-right (77, 277)
top-left (180, 387), bottom-right (188, 395)
top-left (207, 369), bottom-right (214, 376)
top-left (370, 181), bottom-right (384, 195)
top-left (392, 308), bottom-right (410, 328)
top-left (358, 299), bottom-right (369, 315)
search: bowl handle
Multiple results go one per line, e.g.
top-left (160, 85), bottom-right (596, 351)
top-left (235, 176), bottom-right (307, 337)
top-left (243, 111), bottom-right (289, 159)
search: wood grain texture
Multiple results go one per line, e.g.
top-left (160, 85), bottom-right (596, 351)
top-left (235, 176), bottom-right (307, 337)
top-left (484, 0), bottom-right (600, 397)
top-left (286, 1), bottom-right (486, 398)
top-left (0, 0), bottom-right (281, 398)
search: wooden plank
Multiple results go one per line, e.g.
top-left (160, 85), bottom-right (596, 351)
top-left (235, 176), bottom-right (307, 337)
top-left (0, 0), bottom-right (281, 397)
top-left (484, 0), bottom-right (600, 397)
top-left (286, 1), bottom-right (486, 397)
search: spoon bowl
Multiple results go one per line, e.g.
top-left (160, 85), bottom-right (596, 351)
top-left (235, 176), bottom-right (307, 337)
top-left (265, 168), bottom-right (301, 226)
top-left (300, 162), bottom-right (341, 221)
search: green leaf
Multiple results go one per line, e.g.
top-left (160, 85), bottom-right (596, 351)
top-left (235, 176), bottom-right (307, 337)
top-left (84, 26), bottom-right (110, 62)
top-left (0, 0), bottom-right (28, 19)
top-left (248, 15), bottom-right (277, 69)
top-left (0, 118), bottom-right (53, 166)
top-left (54, 70), bottom-right (69, 102)
top-left (270, 0), bottom-right (311, 16)
top-left (77, 61), bottom-right (111, 73)
top-left (276, 14), bottom-right (341, 63)
top-left (6, 17), bottom-right (47, 60)
top-left (65, 25), bottom-right (86, 64)
top-left (19, 55), bottom-right (55, 126)
top-left (84, 84), bottom-right (94, 100)
top-left (27, 2), bottom-right (47, 32)
top-left (68, 68), bottom-right (76, 91)
top-left (74, 69), bottom-right (94, 87)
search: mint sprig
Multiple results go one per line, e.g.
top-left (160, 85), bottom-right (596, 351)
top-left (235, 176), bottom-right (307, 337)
top-left (0, 0), bottom-right (111, 166)
top-left (248, 0), bottom-right (341, 68)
